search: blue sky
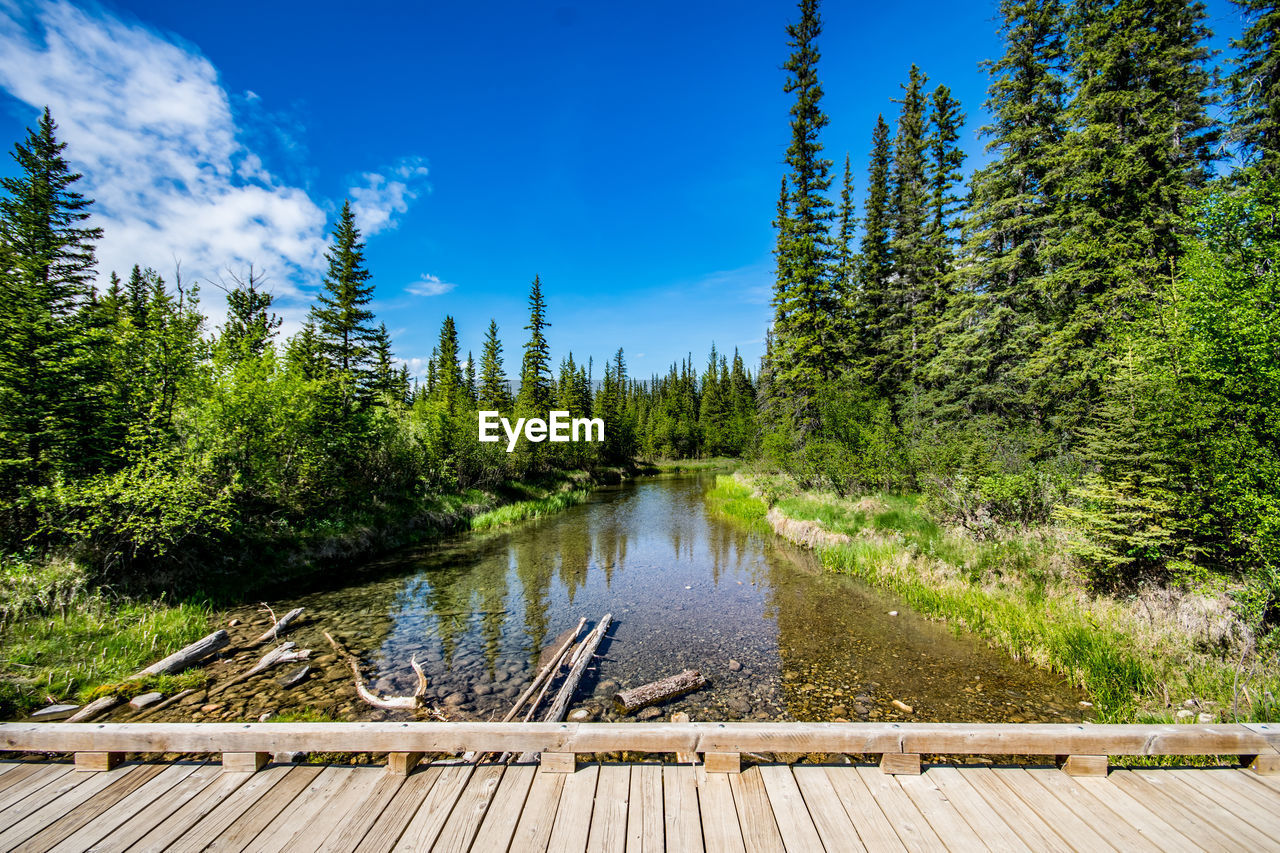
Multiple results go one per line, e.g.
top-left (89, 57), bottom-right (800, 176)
top-left (0, 0), bottom-right (1246, 378)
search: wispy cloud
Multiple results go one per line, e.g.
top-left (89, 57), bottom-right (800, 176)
top-left (0, 0), bottom-right (428, 334)
top-left (406, 274), bottom-right (455, 297)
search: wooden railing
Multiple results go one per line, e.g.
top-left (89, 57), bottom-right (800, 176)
top-left (1, 721), bottom-right (1276, 778)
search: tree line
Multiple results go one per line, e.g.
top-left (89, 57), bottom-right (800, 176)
top-left (761, 0), bottom-right (1280, 618)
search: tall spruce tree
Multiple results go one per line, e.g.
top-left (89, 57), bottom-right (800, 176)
top-left (516, 276), bottom-right (553, 416)
top-left (836, 153), bottom-right (859, 349)
top-left (478, 319), bottom-right (512, 410)
top-left (772, 0), bottom-right (838, 433)
top-left (219, 265), bottom-right (280, 362)
top-left (926, 85), bottom-right (966, 278)
top-left (1227, 0), bottom-right (1280, 174)
top-left (0, 108), bottom-right (104, 481)
top-left (310, 200), bottom-right (376, 407)
top-left (855, 116), bottom-right (894, 389)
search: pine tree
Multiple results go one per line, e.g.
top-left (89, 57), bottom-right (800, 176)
top-left (1227, 0), bottom-right (1280, 174)
top-left (220, 265), bottom-right (280, 361)
top-left (0, 108), bottom-right (104, 481)
top-left (368, 323), bottom-right (398, 401)
top-left (855, 116), bottom-right (894, 388)
top-left (286, 321), bottom-right (326, 381)
top-left (434, 315), bottom-right (464, 412)
top-left (478, 319), bottom-right (512, 410)
top-left (310, 200), bottom-right (376, 407)
top-left (771, 0), bottom-right (839, 432)
top-left (926, 85), bottom-right (966, 278)
top-left (835, 153), bottom-right (859, 346)
top-left (516, 276), bottom-right (553, 416)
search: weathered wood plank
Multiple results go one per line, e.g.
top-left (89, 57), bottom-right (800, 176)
top-left (162, 764), bottom-right (293, 853)
top-left (390, 764), bottom-right (475, 851)
top-left (705, 752), bottom-right (741, 774)
top-left (1059, 755), bottom-right (1107, 777)
top-left (896, 772), bottom-right (990, 853)
top-left (587, 764), bottom-right (631, 853)
top-left (205, 764), bottom-right (323, 852)
top-left (353, 764), bottom-right (445, 853)
top-left (1072, 773), bottom-right (1206, 853)
top-left (989, 768), bottom-right (1118, 853)
top-left (727, 766), bottom-right (786, 853)
top-left (852, 765), bottom-right (943, 853)
top-left (823, 765), bottom-right (907, 852)
top-left (662, 764), bottom-right (703, 853)
top-left (470, 763), bottom-right (537, 853)
top-left (11, 763), bottom-right (167, 853)
top-left (879, 753), bottom-right (921, 775)
top-left (953, 766), bottom-right (1072, 853)
top-left (924, 767), bottom-right (1033, 853)
top-left (89, 763), bottom-right (223, 853)
top-left (74, 751), bottom-right (122, 772)
top-left (3, 721), bottom-right (1272, 757)
top-left (1129, 768), bottom-right (1278, 852)
top-left (1024, 768), bottom-right (1162, 852)
top-left (788, 766), bottom-right (867, 853)
top-left (547, 763), bottom-right (600, 853)
top-left (1167, 768), bottom-right (1280, 843)
top-left (432, 763), bottom-right (506, 853)
top-left (626, 763), bottom-right (663, 853)
top-left (241, 765), bottom-right (353, 853)
top-left (286, 768), bottom-right (386, 852)
top-left (0, 764), bottom-right (94, 838)
top-left (697, 769), bottom-right (746, 853)
top-left (44, 762), bottom-right (203, 853)
top-left (1104, 769), bottom-right (1248, 853)
top-left (114, 763), bottom-right (252, 852)
top-left (509, 766), bottom-right (568, 852)
top-left (316, 769), bottom-right (405, 853)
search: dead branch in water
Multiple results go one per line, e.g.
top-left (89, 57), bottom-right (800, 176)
top-left (325, 631), bottom-right (434, 712)
top-left (210, 642), bottom-right (311, 696)
top-left (255, 607), bottom-right (305, 645)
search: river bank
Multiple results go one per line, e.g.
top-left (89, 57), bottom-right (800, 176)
top-left (0, 464), bottom-right (647, 719)
top-left (707, 473), bottom-right (1279, 725)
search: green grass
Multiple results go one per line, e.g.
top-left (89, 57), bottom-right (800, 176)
top-left (470, 489), bottom-right (591, 532)
top-left (0, 593), bottom-right (213, 717)
top-left (714, 474), bottom-right (1280, 724)
top-left (649, 457), bottom-right (740, 472)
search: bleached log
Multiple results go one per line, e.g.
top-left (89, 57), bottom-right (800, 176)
top-left (210, 642), bottom-right (311, 695)
top-left (614, 669), bottom-right (708, 714)
top-left (326, 632), bottom-right (429, 711)
top-left (506, 617), bottom-right (586, 723)
top-left (543, 613), bottom-right (612, 723)
top-left (255, 607), bottom-right (304, 644)
top-left (129, 630), bottom-right (229, 679)
top-left (65, 696), bottom-right (121, 723)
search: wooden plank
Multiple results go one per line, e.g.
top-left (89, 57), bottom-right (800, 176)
top-left (626, 763), bottom-right (663, 853)
top-left (282, 768), bottom-right (387, 852)
top-left (471, 763), bottom-right (538, 852)
top-left (788, 767), bottom-right (865, 853)
top-left (45, 762), bottom-right (204, 853)
top-left (1072, 773), bottom-right (1207, 853)
top-left (0, 765), bottom-right (132, 847)
top-left (924, 767), bottom-right (1033, 853)
top-left (509, 765), bottom-right (568, 852)
top-left (897, 772), bottom-right (988, 852)
top-left (1242, 764), bottom-right (1280, 794)
top-left (989, 768), bottom-right (1118, 853)
top-left (390, 764), bottom-right (475, 851)
top-left (760, 765), bottom-right (830, 853)
top-left (316, 769), bottom-right (406, 853)
top-left (954, 767), bottom-right (1074, 853)
top-left (10, 763), bottom-right (167, 853)
top-left (205, 765), bottom-right (324, 852)
top-left (1130, 768), bottom-right (1278, 852)
top-left (242, 766), bottom-right (354, 853)
top-left (543, 752), bottom-right (577, 773)
top-left (823, 766), bottom-right (906, 852)
top-left (90, 763), bottom-right (224, 853)
top-left (0, 763), bottom-right (48, 799)
top-left (698, 769), bottom-right (746, 853)
top-left (705, 752), bottom-right (741, 774)
top-left (547, 763), bottom-right (601, 853)
top-left (1060, 755), bottom-right (1107, 777)
top-left (662, 764), bottom-right (704, 853)
top-left (162, 764), bottom-right (294, 853)
top-left (223, 752), bottom-right (271, 773)
top-left (114, 763), bottom-right (253, 853)
top-left (728, 767), bottom-right (785, 853)
top-left (431, 763), bottom-right (506, 852)
top-left (388, 751), bottom-right (423, 776)
top-left (587, 765), bottom-right (631, 853)
top-left (354, 764), bottom-right (446, 853)
top-left (1105, 769), bottom-right (1249, 853)
top-left (1167, 768), bottom-right (1280, 842)
top-left (1023, 768), bottom-right (1162, 852)
top-left (3, 721), bottom-right (1272, 757)
top-left (879, 754), bottom-right (921, 775)
top-left (852, 765), bottom-right (943, 853)
top-left (74, 751), bottom-right (122, 771)
top-left (0, 764), bottom-right (86, 832)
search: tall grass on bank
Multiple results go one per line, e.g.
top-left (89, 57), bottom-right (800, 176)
top-left (470, 489), bottom-right (591, 532)
top-left (707, 475), bottom-right (1279, 724)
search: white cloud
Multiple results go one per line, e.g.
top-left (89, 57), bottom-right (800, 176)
top-left (349, 158), bottom-right (430, 236)
top-left (0, 1), bottom-right (428, 335)
top-left (406, 274), bottom-right (455, 297)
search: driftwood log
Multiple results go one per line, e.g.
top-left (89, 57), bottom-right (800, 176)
top-left (128, 630), bottom-right (229, 679)
top-left (255, 607), bottom-right (304, 645)
top-left (543, 613), bottom-right (612, 723)
top-left (65, 696), bottom-right (121, 723)
top-left (325, 632), bottom-right (429, 711)
top-left (210, 642), bottom-right (311, 695)
top-left (131, 688), bottom-right (198, 720)
top-left (614, 669), bottom-right (707, 714)
top-left (504, 617), bottom-right (585, 723)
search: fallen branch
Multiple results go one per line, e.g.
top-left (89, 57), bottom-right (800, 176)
top-left (325, 632), bottom-right (428, 711)
top-left (131, 688), bottom-right (198, 720)
top-left (65, 696), bottom-right (120, 723)
top-left (128, 630), bottom-right (229, 679)
top-left (210, 642), bottom-right (311, 695)
top-left (504, 617), bottom-right (585, 723)
top-left (543, 613), bottom-right (612, 723)
top-left (614, 669), bottom-right (707, 714)
top-left (255, 607), bottom-right (304, 645)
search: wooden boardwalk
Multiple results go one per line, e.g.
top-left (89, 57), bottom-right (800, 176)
top-left (2, 757), bottom-right (1280, 852)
